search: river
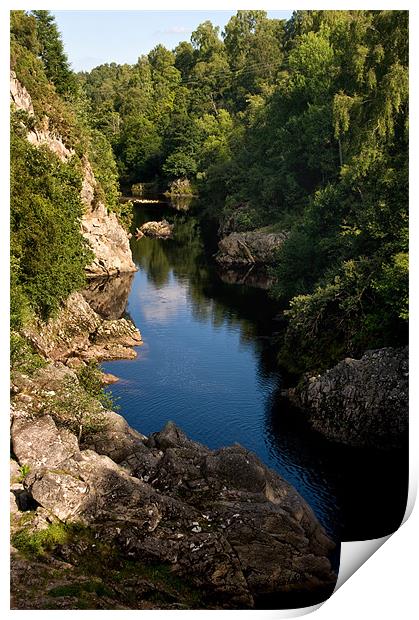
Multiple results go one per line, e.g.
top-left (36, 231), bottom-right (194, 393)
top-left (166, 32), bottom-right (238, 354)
top-left (99, 198), bottom-right (408, 546)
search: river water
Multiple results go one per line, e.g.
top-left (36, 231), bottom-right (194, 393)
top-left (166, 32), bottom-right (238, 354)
top-left (100, 198), bottom-right (408, 545)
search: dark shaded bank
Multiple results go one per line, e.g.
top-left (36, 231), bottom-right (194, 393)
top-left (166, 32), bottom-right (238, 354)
top-left (102, 199), bottom-right (408, 546)
top-left (268, 395), bottom-right (408, 542)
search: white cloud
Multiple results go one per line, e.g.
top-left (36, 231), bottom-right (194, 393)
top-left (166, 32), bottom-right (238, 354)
top-left (140, 282), bottom-right (188, 324)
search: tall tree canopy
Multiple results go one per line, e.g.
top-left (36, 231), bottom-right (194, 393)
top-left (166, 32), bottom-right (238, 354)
top-left (11, 9), bottom-right (408, 369)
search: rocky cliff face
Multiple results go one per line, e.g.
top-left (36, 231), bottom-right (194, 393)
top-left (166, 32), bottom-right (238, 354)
top-left (10, 364), bottom-right (336, 610)
top-left (80, 157), bottom-right (136, 277)
top-left (10, 71), bottom-right (136, 278)
top-left (10, 71), bottom-right (73, 162)
top-left (287, 347), bottom-right (408, 449)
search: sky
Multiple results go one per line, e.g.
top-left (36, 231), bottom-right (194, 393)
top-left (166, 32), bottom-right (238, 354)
top-left (52, 10), bottom-right (293, 72)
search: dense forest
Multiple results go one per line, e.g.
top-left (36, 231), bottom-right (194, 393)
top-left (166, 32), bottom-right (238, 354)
top-left (10, 10), bottom-right (408, 371)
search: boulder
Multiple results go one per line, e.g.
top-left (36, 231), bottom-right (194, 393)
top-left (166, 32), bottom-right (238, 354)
top-left (11, 410), bottom-right (336, 608)
top-left (11, 414), bottom-right (81, 470)
top-left (216, 229), bottom-right (287, 267)
top-left (288, 347), bottom-right (408, 448)
top-left (83, 410), bottom-right (147, 463)
top-left (137, 220), bottom-right (173, 239)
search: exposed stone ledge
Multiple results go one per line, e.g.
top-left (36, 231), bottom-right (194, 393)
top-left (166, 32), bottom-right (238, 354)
top-left (23, 291), bottom-right (142, 363)
top-left (286, 347), bottom-right (408, 449)
top-left (10, 363), bottom-right (336, 608)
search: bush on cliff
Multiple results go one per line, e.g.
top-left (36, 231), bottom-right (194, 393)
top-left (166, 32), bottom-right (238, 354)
top-left (10, 123), bottom-right (91, 322)
top-left (43, 374), bottom-right (108, 443)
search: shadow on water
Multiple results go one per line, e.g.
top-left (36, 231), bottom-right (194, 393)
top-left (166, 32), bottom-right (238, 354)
top-left (100, 199), bottom-right (408, 549)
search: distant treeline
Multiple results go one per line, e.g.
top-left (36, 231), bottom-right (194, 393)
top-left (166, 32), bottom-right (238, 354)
top-left (11, 10), bottom-right (408, 371)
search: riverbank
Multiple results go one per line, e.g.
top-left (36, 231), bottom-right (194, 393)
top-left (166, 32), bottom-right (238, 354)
top-left (10, 356), bottom-right (336, 609)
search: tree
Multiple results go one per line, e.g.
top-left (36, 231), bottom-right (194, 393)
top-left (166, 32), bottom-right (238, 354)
top-left (31, 10), bottom-right (76, 95)
top-left (10, 122), bottom-right (91, 320)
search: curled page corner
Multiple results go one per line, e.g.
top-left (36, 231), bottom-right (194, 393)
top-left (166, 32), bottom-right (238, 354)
top-left (334, 535), bottom-right (391, 591)
top-left (334, 465), bottom-right (416, 593)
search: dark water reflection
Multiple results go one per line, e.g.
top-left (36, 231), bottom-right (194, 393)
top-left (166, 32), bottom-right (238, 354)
top-left (82, 273), bottom-right (135, 319)
top-left (102, 200), bottom-right (408, 544)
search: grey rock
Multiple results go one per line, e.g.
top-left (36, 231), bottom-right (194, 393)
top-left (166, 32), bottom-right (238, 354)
top-left (11, 404), bottom-right (336, 607)
top-left (11, 414), bottom-right (81, 470)
top-left (137, 220), bottom-right (173, 239)
top-left (289, 347), bottom-right (408, 448)
top-left (216, 229), bottom-right (288, 267)
top-left (22, 292), bottom-right (142, 363)
top-left (84, 410), bottom-right (147, 463)
top-left (82, 161), bottom-right (137, 277)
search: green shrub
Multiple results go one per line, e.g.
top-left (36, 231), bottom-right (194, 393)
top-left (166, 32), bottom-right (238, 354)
top-left (11, 124), bottom-right (92, 321)
top-left (43, 375), bottom-right (108, 442)
top-left (10, 333), bottom-right (46, 374)
top-left (17, 464), bottom-right (31, 482)
top-left (77, 361), bottom-right (119, 412)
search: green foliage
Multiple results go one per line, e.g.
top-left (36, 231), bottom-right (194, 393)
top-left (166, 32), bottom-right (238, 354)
top-left (280, 255), bottom-right (407, 372)
top-left (12, 521), bottom-right (80, 559)
top-left (31, 10), bottom-right (77, 96)
top-left (87, 128), bottom-right (120, 210)
top-left (10, 333), bottom-right (46, 374)
top-left (113, 200), bottom-right (134, 232)
top-left (373, 252), bottom-right (408, 321)
top-left (77, 361), bottom-right (120, 411)
top-left (11, 123), bottom-right (91, 320)
top-left (48, 580), bottom-right (113, 600)
top-left (162, 151), bottom-right (197, 180)
top-left (43, 375), bottom-right (109, 443)
top-left (11, 11), bottom-right (79, 146)
top-left (17, 464), bottom-right (31, 482)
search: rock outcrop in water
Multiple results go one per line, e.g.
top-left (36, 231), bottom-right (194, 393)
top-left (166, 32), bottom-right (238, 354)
top-left (136, 220), bottom-right (173, 239)
top-left (287, 347), bottom-right (408, 449)
top-left (10, 363), bottom-right (336, 610)
top-left (23, 291), bottom-right (142, 363)
top-left (216, 229), bottom-right (288, 267)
